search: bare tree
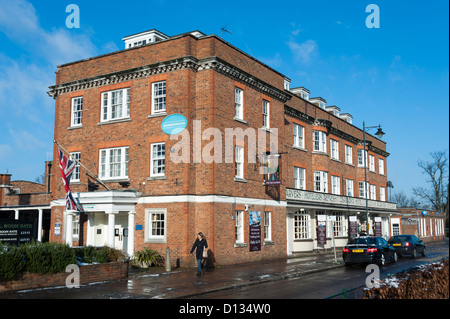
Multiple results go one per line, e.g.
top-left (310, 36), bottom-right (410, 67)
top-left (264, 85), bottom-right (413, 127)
top-left (412, 151), bottom-right (449, 216)
top-left (390, 190), bottom-right (412, 207)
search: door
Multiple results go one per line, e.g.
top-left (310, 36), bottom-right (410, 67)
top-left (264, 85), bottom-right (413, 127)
top-left (93, 213), bottom-right (107, 247)
top-left (114, 214), bottom-right (128, 252)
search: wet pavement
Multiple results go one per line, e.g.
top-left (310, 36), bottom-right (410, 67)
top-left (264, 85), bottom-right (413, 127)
top-left (0, 240), bottom-right (447, 299)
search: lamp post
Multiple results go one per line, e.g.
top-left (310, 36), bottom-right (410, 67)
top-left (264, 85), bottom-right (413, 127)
top-left (362, 122), bottom-right (385, 235)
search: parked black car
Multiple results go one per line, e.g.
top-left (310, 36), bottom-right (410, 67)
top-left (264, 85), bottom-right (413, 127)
top-left (387, 235), bottom-right (426, 258)
top-left (343, 236), bottom-right (398, 266)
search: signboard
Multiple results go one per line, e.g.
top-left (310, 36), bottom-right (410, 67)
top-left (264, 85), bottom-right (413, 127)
top-left (264, 154), bottom-right (281, 186)
top-left (374, 222), bottom-right (382, 237)
top-left (0, 220), bottom-right (36, 245)
top-left (317, 225), bottom-right (327, 245)
top-left (54, 223), bottom-right (61, 236)
top-left (317, 214), bottom-right (327, 245)
top-left (349, 216), bottom-right (358, 238)
top-left (249, 211), bottom-right (261, 252)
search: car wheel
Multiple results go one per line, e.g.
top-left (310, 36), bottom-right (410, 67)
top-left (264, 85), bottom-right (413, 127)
top-left (393, 252), bottom-right (398, 263)
top-left (421, 248), bottom-right (426, 257)
top-left (412, 248), bottom-right (417, 258)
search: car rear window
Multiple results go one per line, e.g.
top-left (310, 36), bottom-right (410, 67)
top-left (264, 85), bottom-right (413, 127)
top-left (391, 236), bottom-right (412, 242)
top-left (352, 238), bottom-right (376, 245)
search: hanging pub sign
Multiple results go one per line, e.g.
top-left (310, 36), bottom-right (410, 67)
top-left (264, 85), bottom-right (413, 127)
top-left (263, 154), bottom-right (281, 186)
top-left (249, 211), bottom-right (261, 252)
top-left (0, 219), bottom-right (36, 245)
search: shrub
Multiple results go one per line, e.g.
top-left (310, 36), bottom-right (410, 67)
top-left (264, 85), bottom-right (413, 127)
top-left (0, 244), bottom-right (25, 281)
top-left (74, 246), bottom-right (126, 264)
top-left (133, 247), bottom-right (164, 267)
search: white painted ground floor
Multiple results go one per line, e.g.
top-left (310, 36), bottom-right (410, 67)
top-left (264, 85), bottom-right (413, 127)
top-left (47, 188), bottom-right (397, 263)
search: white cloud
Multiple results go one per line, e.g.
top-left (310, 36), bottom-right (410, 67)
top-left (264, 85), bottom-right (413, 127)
top-left (0, 0), bottom-right (97, 66)
top-left (286, 39), bottom-right (318, 65)
top-left (0, 0), bottom-right (101, 180)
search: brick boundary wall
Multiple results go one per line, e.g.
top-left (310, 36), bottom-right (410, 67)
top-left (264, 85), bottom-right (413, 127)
top-left (0, 261), bottom-right (129, 292)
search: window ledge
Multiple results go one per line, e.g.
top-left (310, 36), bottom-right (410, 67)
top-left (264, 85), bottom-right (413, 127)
top-left (234, 177), bottom-right (247, 183)
top-left (234, 242), bottom-right (248, 248)
top-left (293, 146), bottom-right (307, 152)
top-left (234, 117), bottom-right (248, 125)
top-left (147, 176), bottom-right (167, 181)
top-left (264, 240), bottom-right (274, 246)
top-left (312, 151), bottom-right (329, 156)
top-left (148, 112), bottom-right (167, 118)
top-left (101, 178), bottom-right (130, 183)
top-left (67, 125), bottom-right (83, 130)
top-left (97, 118), bottom-right (131, 126)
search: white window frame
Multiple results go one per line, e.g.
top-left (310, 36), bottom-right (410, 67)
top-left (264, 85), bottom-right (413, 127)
top-left (293, 123), bottom-right (305, 149)
top-left (99, 146), bottom-right (129, 180)
top-left (294, 166), bottom-right (305, 190)
top-left (151, 81), bottom-right (166, 114)
top-left (314, 171), bottom-right (328, 193)
top-left (234, 87), bottom-right (244, 120)
top-left (294, 210), bottom-right (311, 239)
top-left (331, 212), bottom-right (346, 237)
top-left (330, 139), bottom-right (339, 160)
top-left (71, 96), bottom-right (83, 127)
top-left (150, 142), bottom-right (166, 177)
top-left (370, 184), bottom-right (376, 200)
top-left (369, 154), bottom-right (375, 172)
top-left (145, 209), bottom-right (167, 243)
top-left (346, 179), bottom-right (354, 197)
top-left (331, 175), bottom-right (340, 195)
top-left (380, 186), bottom-right (386, 202)
top-left (345, 145), bottom-right (353, 165)
top-left (262, 100), bottom-right (270, 128)
top-left (313, 131), bottom-right (327, 153)
top-left (235, 145), bottom-right (244, 179)
top-left (264, 211), bottom-right (272, 242)
top-left (101, 88), bottom-right (130, 122)
top-left (235, 211), bottom-right (244, 244)
top-left (357, 149), bottom-right (368, 167)
top-left (359, 181), bottom-right (369, 199)
top-left (69, 152), bottom-right (81, 182)
top-left (378, 158), bottom-right (385, 175)
top-left (72, 214), bottom-right (80, 240)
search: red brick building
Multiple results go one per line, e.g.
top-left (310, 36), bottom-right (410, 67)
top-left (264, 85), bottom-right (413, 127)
top-left (0, 161), bottom-right (53, 242)
top-left (47, 29), bottom-right (397, 266)
top-left (390, 208), bottom-right (446, 243)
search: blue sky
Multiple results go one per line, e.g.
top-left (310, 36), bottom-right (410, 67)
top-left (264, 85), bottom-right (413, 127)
top-left (0, 0), bottom-right (448, 199)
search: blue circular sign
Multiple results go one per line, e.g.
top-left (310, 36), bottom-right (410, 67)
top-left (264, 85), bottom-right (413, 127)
top-left (422, 210), bottom-right (427, 216)
top-left (161, 114), bottom-right (187, 135)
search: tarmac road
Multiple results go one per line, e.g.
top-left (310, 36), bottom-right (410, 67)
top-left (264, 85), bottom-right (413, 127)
top-left (0, 240), bottom-right (447, 299)
top-left (192, 240), bottom-right (449, 299)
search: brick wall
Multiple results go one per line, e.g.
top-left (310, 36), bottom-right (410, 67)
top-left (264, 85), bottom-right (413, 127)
top-left (0, 261), bottom-right (129, 292)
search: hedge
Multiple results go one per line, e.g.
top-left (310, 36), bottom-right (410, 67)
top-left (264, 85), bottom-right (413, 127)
top-left (0, 242), bottom-right (126, 282)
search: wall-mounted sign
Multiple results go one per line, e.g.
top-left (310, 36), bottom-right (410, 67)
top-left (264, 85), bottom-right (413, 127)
top-left (249, 211), bottom-right (261, 252)
top-left (422, 210), bottom-right (427, 216)
top-left (0, 220), bottom-right (36, 245)
top-left (264, 154), bottom-right (281, 186)
top-left (161, 114), bottom-right (188, 135)
top-left (54, 223), bottom-right (61, 236)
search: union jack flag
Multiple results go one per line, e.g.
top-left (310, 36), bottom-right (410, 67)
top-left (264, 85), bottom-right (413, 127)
top-left (57, 147), bottom-right (83, 212)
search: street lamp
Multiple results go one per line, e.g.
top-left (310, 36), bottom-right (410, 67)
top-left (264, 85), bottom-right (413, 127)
top-left (362, 122), bottom-right (386, 235)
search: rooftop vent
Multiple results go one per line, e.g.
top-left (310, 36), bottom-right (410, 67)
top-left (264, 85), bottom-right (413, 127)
top-left (122, 29), bottom-right (169, 49)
